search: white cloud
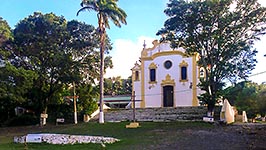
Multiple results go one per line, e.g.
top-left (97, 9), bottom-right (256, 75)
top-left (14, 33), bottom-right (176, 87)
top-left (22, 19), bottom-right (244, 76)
top-left (105, 36), bottom-right (156, 79)
top-left (249, 36), bottom-right (266, 84)
top-left (249, 0), bottom-right (266, 83)
top-left (258, 0), bottom-right (266, 6)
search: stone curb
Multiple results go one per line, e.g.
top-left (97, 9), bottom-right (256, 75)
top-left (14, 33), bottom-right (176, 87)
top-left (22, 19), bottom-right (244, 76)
top-left (14, 133), bottom-right (120, 145)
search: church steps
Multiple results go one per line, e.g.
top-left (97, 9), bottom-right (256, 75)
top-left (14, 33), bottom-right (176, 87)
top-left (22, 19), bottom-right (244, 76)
top-left (91, 106), bottom-right (221, 122)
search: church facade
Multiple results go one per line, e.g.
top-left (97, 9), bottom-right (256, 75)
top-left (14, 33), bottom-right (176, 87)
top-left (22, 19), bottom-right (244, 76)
top-left (131, 40), bottom-right (204, 108)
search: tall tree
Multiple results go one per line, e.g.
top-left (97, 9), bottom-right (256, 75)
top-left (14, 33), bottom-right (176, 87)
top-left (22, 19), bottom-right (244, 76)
top-left (104, 76), bottom-right (132, 95)
top-left (77, 84), bottom-right (99, 116)
top-left (0, 17), bottom-right (38, 123)
top-left (223, 81), bottom-right (265, 118)
top-left (256, 83), bottom-right (266, 117)
top-left (0, 17), bottom-right (12, 65)
top-left (67, 20), bottom-right (113, 84)
top-left (77, 0), bottom-right (127, 123)
top-left (0, 17), bottom-right (12, 46)
top-left (122, 76), bottom-right (132, 95)
top-left (104, 77), bottom-right (114, 95)
top-left (0, 63), bottom-right (37, 122)
top-left (12, 12), bottom-right (77, 116)
top-left (157, 0), bottom-right (266, 116)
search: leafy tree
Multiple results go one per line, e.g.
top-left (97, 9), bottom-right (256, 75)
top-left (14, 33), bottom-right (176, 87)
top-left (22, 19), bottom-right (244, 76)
top-left (0, 17), bottom-right (38, 123)
top-left (0, 17), bottom-right (12, 46)
top-left (157, 0), bottom-right (266, 116)
top-left (224, 81), bottom-right (260, 118)
top-left (122, 76), bottom-right (132, 95)
top-left (104, 76), bottom-right (132, 95)
top-left (0, 63), bottom-right (37, 122)
top-left (1, 14), bottom-right (114, 124)
top-left (104, 77), bottom-right (114, 95)
top-left (77, 84), bottom-right (98, 116)
top-left (12, 12), bottom-right (78, 115)
top-left (257, 83), bottom-right (266, 117)
top-left (67, 20), bottom-right (113, 84)
top-left (0, 17), bottom-right (12, 65)
top-left (111, 76), bottom-right (122, 94)
top-left (77, 0), bottom-right (127, 123)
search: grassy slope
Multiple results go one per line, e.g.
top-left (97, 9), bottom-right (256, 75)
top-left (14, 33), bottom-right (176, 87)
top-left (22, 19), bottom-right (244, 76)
top-left (0, 121), bottom-right (213, 150)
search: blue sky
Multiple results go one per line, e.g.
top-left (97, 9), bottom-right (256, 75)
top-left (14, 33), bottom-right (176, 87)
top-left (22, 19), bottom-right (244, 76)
top-left (0, 0), bottom-right (266, 83)
top-left (0, 0), bottom-right (167, 40)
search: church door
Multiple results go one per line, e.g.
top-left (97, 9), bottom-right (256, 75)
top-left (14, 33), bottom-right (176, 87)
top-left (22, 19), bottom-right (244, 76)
top-left (163, 86), bottom-right (174, 107)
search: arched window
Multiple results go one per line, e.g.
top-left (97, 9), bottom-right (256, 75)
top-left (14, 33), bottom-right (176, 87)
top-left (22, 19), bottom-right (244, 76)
top-left (135, 71), bottom-right (139, 81)
top-left (150, 69), bottom-right (156, 82)
top-left (181, 66), bottom-right (187, 80)
top-left (149, 62), bottom-right (157, 83)
top-left (179, 60), bottom-right (188, 82)
top-left (132, 62), bottom-right (140, 82)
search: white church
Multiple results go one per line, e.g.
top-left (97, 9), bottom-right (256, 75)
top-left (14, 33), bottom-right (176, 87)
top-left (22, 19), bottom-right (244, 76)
top-left (131, 40), bottom-right (204, 108)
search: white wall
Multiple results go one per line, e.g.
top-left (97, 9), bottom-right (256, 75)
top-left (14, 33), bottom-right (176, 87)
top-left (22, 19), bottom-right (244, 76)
top-left (133, 42), bottom-right (202, 108)
top-left (143, 54), bottom-right (194, 107)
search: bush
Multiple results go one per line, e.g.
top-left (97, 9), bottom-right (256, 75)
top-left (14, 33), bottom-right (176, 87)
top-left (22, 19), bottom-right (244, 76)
top-left (47, 104), bottom-right (73, 123)
top-left (5, 114), bottom-right (39, 126)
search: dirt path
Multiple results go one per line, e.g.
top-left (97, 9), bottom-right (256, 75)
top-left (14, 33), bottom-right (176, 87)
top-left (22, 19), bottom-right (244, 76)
top-left (140, 123), bottom-right (266, 150)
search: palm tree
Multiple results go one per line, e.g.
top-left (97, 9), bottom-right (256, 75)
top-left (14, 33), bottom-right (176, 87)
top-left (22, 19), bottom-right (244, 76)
top-left (77, 0), bottom-right (127, 123)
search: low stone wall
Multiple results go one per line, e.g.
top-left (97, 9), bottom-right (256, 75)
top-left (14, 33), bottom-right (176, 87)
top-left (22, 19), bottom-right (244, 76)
top-left (14, 134), bottom-right (119, 145)
top-left (98, 106), bottom-right (221, 122)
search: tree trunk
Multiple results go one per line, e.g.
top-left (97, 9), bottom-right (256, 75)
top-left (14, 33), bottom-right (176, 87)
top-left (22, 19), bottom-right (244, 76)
top-left (99, 17), bottom-right (105, 124)
top-left (99, 42), bottom-right (104, 123)
top-left (40, 98), bottom-right (48, 126)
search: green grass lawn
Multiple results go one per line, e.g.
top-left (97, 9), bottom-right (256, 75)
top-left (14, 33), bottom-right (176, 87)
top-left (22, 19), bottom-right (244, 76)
top-left (0, 121), bottom-right (213, 150)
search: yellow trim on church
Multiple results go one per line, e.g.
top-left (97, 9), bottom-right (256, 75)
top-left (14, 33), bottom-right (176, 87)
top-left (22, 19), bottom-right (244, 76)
top-left (152, 51), bottom-right (189, 59)
top-left (161, 74), bottom-right (175, 86)
top-left (161, 74), bottom-right (176, 107)
top-left (142, 51), bottom-right (190, 61)
top-left (192, 53), bottom-right (199, 106)
top-left (140, 58), bottom-right (145, 108)
top-left (149, 62), bottom-right (157, 69)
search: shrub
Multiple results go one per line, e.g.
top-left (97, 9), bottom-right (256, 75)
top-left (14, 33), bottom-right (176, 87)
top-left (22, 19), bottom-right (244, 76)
top-left (5, 114), bottom-right (39, 126)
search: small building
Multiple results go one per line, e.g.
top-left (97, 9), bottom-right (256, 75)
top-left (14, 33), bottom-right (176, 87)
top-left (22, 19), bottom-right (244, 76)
top-left (131, 40), bottom-right (204, 108)
top-left (103, 95), bottom-right (131, 108)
